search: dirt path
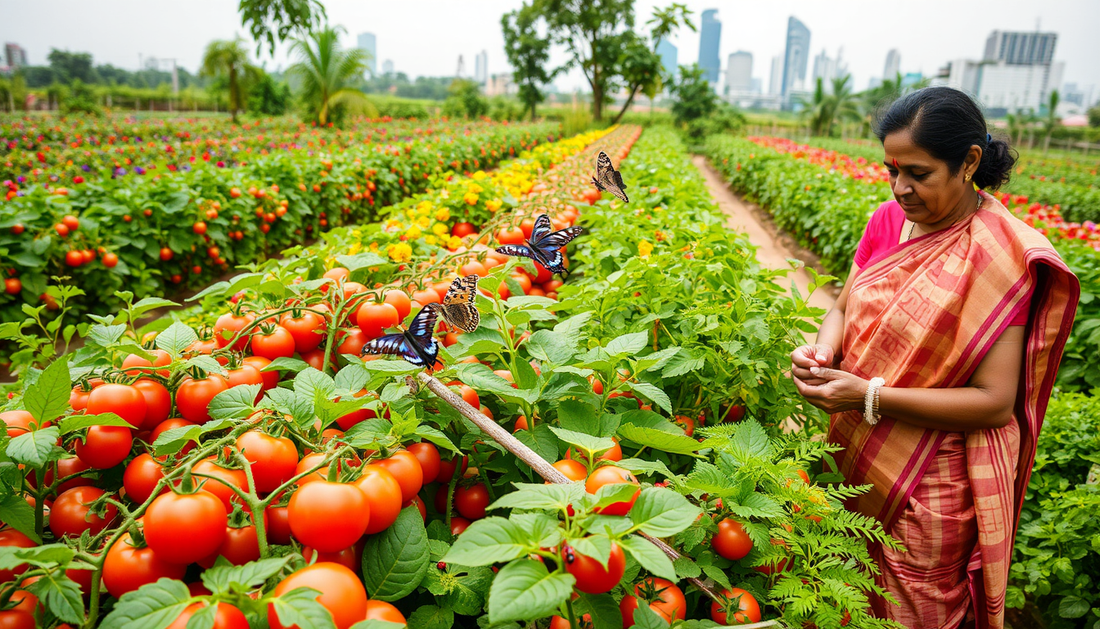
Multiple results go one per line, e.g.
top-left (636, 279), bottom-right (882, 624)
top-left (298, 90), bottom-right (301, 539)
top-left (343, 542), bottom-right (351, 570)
top-left (692, 155), bottom-right (837, 317)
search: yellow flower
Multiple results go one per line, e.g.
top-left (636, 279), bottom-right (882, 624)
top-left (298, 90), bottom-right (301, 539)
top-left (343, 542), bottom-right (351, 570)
top-left (471, 171), bottom-right (487, 181)
top-left (406, 225), bottom-right (422, 239)
top-left (432, 222), bottom-right (449, 236)
top-left (468, 183), bottom-right (484, 194)
top-left (447, 236), bottom-right (462, 250)
top-left (486, 198), bottom-right (502, 213)
top-left (387, 242), bottom-right (413, 262)
top-left (638, 240), bottom-right (654, 259)
top-left (369, 242), bottom-right (379, 250)
top-left (348, 242), bottom-right (363, 255)
top-left (417, 216), bottom-right (431, 229)
top-left (425, 235), bottom-right (438, 246)
top-left (434, 207), bottom-right (450, 222)
top-left (463, 192), bottom-right (479, 206)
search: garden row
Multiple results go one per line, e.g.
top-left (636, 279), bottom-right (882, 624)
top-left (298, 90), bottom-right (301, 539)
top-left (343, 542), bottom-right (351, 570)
top-left (0, 124), bottom-right (901, 629)
top-left (803, 136), bottom-right (1100, 225)
top-left (702, 134), bottom-right (1100, 628)
top-left (0, 118), bottom-right (558, 373)
top-left (703, 135), bottom-right (1100, 392)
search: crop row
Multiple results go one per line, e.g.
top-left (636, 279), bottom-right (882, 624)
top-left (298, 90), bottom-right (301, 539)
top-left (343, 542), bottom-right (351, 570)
top-left (704, 135), bottom-right (1100, 391)
top-left (0, 123), bottom-right (896, 629)
top-left (0, 120), bottom-right (559, 372)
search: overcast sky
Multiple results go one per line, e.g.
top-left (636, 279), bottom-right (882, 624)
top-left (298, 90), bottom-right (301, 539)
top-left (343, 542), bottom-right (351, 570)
top-left (3, 0), bottom-right (1098, 94)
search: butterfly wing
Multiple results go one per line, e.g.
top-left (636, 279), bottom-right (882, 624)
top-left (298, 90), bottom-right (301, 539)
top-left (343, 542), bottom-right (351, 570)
top-left (361, 333), bottom-right (423, 364)
top-left (530, 214), bottom-right (553, 242)
top-left (441, 275), bottom-right (480, 333)
top-left (595, 150), bottom-right (629, 202)
top-left (362, 305), bottom-right (441, 367)
top-left (495, 244), bottom-right (535, 260)
top-left (534, 226), bottom-right (585, 249)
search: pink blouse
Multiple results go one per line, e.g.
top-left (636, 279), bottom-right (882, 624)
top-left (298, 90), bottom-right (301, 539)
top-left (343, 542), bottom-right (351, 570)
top-left (854, 201), bottom-right (1031, 326)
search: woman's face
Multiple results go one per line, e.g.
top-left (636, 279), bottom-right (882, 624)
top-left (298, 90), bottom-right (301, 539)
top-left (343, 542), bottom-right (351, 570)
top-left (883, 129), bottom-right (977, 226)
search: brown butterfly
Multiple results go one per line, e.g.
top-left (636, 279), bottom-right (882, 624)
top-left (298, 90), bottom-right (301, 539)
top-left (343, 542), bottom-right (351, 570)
top-left (592, 151), bottom-right (629, 202)
top-left (440, 274), bottom-right (480, 333)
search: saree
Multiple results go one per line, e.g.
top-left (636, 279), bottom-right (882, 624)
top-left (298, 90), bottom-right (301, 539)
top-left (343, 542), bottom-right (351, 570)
top-left (826, 192), bottom-right (1080, 628)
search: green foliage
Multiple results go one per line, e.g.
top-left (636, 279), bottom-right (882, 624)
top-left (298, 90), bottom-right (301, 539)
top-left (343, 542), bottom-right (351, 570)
top-left (502, 4), bottom-right (558, 121)
top-left (288, 25), bottom-right (375, 126)
top-left (442, 79), bottom-right (489, 120)
top-left (799, 75), bottom-right (859, 137)
top-left (238, 0), bottom-right (327, 56)
top-left (200, 38), bottom-right (253, 120)
top-left (669, 65), bottom-right (716, 129)
top-left (59, 79), bottom-right (101, 115)
top-left (1088, 106), bottom-right (1100, 128)
top-left (246, 73), bottom-right (291, 115)
top-left (1008, 391), bottom-right (1100, 628)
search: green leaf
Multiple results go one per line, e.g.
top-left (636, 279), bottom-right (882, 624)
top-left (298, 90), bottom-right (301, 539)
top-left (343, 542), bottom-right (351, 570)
top-left (487, 559), bottom-right (574, 625)
top-left (548, 427), bottom-right (614, 454)
top-left (487, 483), bottom-right (584, 513)
top-left (26, 571), bottom-right (85, 623)
top-left (605, 331), bottom-right (649, 357)
top-left (130, 297), bottom-right (179, 317)
top-left (362, 506), bottom-right (430, 600)
top-left (201, 557), bottom-right (292, 595)
top-left (59, 412), bottom-right (136, 434)
top-left (99, 578), bottom-right (191, 629)
top-left (270, 587), bottom-right (337, 629)
top-left (184, 602), bottom-right (217, 629)
top-left (618, 537), bottom-right (676, 581)
top-left (349, 621), bottom-right (406, 629)
top-left (452, 363), bottom-right (538, 405)
top-left (593, 482), bottom-right (641, 511)
top-left (624, 381), bottom-right (671, 413)
top-left (629, 602), bottom-right (671, 629)
top-left (699, 564), bottom-right (731, 590)
top-left (617, 424), bottom-right (700, 456)
top-left (207, 385), bottom-right (261, 420)
top-left (7, 426), bottom-right (61, 469)
top-left (1058, 595), bottom-right (1090, 619)
top-left (88, 324), bottom-right (127, 347)
top-left (628, 488), bottom-right (701, 537)
top-left (574, 592), bottom-right (625, 629)
top-left (415, 425), bottom-right (459, 454)
top-left (661, 350), bottom-right (705, 378)
top-left (672, 555), bottom-right (702, 579)
top-left (442, 517), bottom-right (532, 566)
top-left (23, 358), bottom-right (71, 425)
top-left (405, 604), bottom-right (454, 629)
top-left (0, 494), bottom-right (40, 542)
top-left (155, 322), bottom-right (198, 357)
top-left (152, 424), bottom-right (203, 457)
top-left (336, 252), bottom-right (390, 271)
top-left (555, 399), bottom-right (601, 435)
top-left (294, 367), bottom-right (336, 399)
top-left (264, 356), bottom-right (310, 374)
top-left (526, 330), bottom-right (577, 365)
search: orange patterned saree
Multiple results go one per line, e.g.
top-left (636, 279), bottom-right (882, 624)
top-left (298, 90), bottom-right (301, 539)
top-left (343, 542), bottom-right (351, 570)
top-left (827, 193), bottom-right (1079, 628)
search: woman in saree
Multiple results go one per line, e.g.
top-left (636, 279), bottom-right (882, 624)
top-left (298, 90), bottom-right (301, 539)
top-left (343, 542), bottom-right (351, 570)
top-left (790, 87), bottom-right (1079, 628)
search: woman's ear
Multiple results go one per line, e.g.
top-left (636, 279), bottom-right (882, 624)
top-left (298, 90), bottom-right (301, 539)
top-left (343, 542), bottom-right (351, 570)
top-left (964, 144), bottom-right (982, 178)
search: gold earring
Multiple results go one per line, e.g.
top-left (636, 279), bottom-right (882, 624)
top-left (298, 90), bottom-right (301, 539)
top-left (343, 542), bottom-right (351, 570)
top-left (964, 173), bottom-right (972, 182)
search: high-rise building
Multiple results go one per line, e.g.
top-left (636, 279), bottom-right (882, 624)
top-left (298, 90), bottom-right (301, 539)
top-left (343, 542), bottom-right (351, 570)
top-left (382, 59), bottom-right (394, 75)
top-left (475, 50), bottom-right (488, 84)
top-left (656, 39), bottom-right (678, 78)
top-left (4, 43), bottom-right (27, 69)
top-left (883, 49), bottom-right (900, 81)
top-left (781, 16), bottom-right (811, 98)
top-left (768, 55), bottom-right (783, 95)
top-left (357, 33), bottom-right (377, 76)
top-left (698, 10), bottom-right (721, 84)
top-left (725, 51), bottom-right (753, 93)
top-left (984, 30), bottom-right (1057, 65)
top-left (812, 49), bottom-right (834, 87)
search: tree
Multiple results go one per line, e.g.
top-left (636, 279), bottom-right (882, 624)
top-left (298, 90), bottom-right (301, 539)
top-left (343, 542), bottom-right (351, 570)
top-left (239, 0), bottom-right (327, 56)
top-left (1089, 105), bottom-right (1100, 128)
top-left (1043, 89), bottom-right (1060, 154)
top-left (610, 3), bottom-right (694, 124)
top-left (47, 49), bottom-right (97, 84)
top-left (501, 5), bottom-right (557, 121)
top-left (443, 79), bottom-right (489, 119)
top-left (670, 64), bottom-right (716, 124)
top-left (288, 25), bottom-right (376, 126)
top-left (201, 39), bottom-right (252, 122)
top-left (247, 72), bottom-right (291, 115)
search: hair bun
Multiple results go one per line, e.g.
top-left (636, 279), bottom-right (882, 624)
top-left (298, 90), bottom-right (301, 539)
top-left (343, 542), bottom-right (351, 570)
top-left (973, 137), bottom-right (1016, 190)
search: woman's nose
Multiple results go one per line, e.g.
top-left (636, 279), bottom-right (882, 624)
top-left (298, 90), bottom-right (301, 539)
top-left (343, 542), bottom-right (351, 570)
top-left (892, 175), bottom-right (913, 197)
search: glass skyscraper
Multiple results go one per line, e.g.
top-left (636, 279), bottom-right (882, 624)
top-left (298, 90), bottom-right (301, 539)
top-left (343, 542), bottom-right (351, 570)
top-left (698, 10), bottom-right (721, 84)
top-left (781, 16), bottom-right (810, 98)
top-left (357, 33), bottom-right (377, 76)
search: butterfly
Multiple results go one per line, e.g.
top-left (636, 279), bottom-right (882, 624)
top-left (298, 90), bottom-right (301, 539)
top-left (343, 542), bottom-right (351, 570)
top-left (495, 214), bottom-right (584, 278)
top-left (591, 151), bottom-right (629, 202)
top-left (440, 274), bottom-right (480, 333)
top-left (361, 304), bottom-right (441, 367)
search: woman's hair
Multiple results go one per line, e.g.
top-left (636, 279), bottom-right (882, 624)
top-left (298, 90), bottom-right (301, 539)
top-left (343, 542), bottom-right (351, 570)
top-left (874, 87), bottom-right (1016, 190)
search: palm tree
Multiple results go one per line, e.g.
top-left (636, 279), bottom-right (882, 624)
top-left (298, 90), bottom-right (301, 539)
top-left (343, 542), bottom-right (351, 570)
top-left (827, 75), bottom-right (859, 136)
top-left (1043, 89), bottom-right (1060, 154)
top-left (799, 74), bottom-right (859, 137)
top-left (201, 38), bottom-right (251, 122)
top-left (288, 25), bottom-right (376, 125)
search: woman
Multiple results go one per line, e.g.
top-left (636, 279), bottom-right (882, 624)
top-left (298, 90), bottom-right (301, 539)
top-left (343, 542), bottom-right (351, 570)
top-left (791, 87), bottom-right (1079, 628)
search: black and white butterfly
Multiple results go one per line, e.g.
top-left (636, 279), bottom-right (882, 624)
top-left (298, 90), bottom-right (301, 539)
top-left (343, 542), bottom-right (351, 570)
top-left (361, 304), bottom-right (441, 367)
top-left (591, 151), bottom-right (629, 202)
top-left (440, 274), bottom-right (480, 333)
top-left (495, 214), bottom-right (584, 278)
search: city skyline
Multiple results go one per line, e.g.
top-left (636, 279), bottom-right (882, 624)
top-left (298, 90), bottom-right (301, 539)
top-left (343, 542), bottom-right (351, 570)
top-left (2, 0), bottom-right (1099, 98)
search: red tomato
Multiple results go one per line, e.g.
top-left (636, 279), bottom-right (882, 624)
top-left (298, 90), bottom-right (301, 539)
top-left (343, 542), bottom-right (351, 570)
top-left (86, 383), bottom-right (146, 429)
top-left (459, 260), bottom-right (487, 277)
top-left (237, 431), bottom-right (298, 493)
top-left (75, 425), bottom-right (133, 469)
top-left (620, 577), bottom-right (687, 625)
top-left (364, 600), bottom-right (407, 624)
top-left (412, 287), bottom-right (440, 306)
top-left (406, 442), bottom-right (441, 482)
top-left (280, 311), bottom-right (326, 354)
top-left (673, 414), bottom-right (695, 437)
top-left (121, 349), bottom-right (171, 377)
top-left (711, 587), bottom-right (762, 625)
top-left (288, 480), bottom-right (370, 552)
top-left (451, 222), bottom-right (476, 237)
top-left (496, 226), bottom-right (525, 245)
top-left (713, 518), bottom-right (753, 561)
top-left (722, 404), bottom-right (746, 423)
top-left (454, 483), bottom-right (490, 520)
top-left (150, 418), bottom-right (197, 456)
top-left (243, 355), bottom-right (279, 390)
top-left (302, 542), bottom-right (363, 574)
top-left (1, 411), bottom-right (44, 438)
top-left (193, 458), bottom-right (247, 511)
top-left (436, 455), bottom-right (468, 484)
top-left (214, 312), bottom-right (255, 350)
top-left (383, 289), bottom-right (412, 321)
top-left (0, 610), bottom-right (35, 629)
top-left (49, 486), bottom-right (117, 538)
top-left (266, 504), bottom-right (292, 545)
top-left (166, 602), bottom-right (249, 629)
top-left (584, 465), bottom-right (640, 516)
top-left (103, 533), bottom-right (186, 599)
top-left (198, 525), bottom-right (261, 567)
top-left (144, 489), bottom-right (228, 565)
top-left (552, 459), bottom-right (588, 481)
top-left (354, 465), bottom-right (403, 534)
top-left (133, 379), bottom-right (171, 430)
top-left (336, 389), bottom-right (378, 430)
top-left (226, 364), bottom-right (264, 401)
top-left (336, 328), bottom-right (368, 355)
top-left (123, 453), bottom-right (166, 504)
top-left (251, 325), bottom-right (296, 360)
top-left (176, 374), bottom-right (229, 423)
top-left (448, 382), bottom-right (480, 408)
top-left (299, 348), bottom-right (331, 371)
top-left (0, 530), bottom-right (35, 584)
top-left (375, 451), bottom-right (424, 503)
top-left (357, 302), bottom-right (400, 339)
top-left (52, 456), bottom-right (94, 494)
top-left (268, 563), bottom-right (367, 629)
top-left (450, 516), bottom-right (470, 535)
top-left (563, 542), bottom-right (626, 594)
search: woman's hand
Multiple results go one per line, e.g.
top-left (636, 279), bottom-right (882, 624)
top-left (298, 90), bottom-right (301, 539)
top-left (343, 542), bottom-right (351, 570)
top-left (790, 343), bottom-right (836, 385)
top-left (793, 367), bottom-right (869, 414)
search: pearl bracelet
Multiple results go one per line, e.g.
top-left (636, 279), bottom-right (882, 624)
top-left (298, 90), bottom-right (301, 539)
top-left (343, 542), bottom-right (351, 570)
top-left (864, 377), bottom-right (886, 425)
